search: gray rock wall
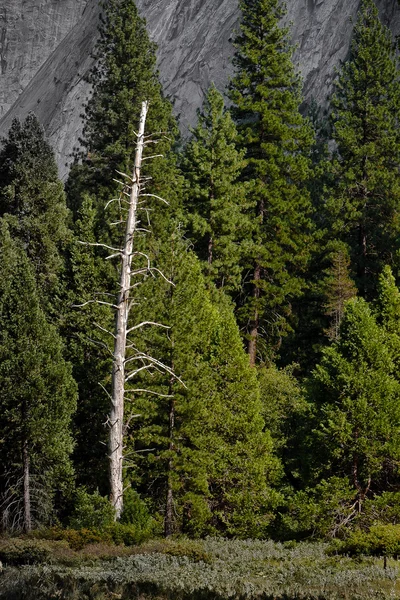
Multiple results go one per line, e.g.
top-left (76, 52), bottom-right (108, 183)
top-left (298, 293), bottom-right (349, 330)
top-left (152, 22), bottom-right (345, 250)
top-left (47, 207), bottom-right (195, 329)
top-left (0, 0), bottom-right (88, 119)
top-left (0, 0), bottom-right (399, 179)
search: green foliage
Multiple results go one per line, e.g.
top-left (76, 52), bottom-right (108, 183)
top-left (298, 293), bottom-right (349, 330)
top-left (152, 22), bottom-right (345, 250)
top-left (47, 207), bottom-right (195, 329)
top-left (1, 538), bottom-right (398, 600)
top-left (337, 524), bottom-right (400, 557)
top-left (67, 0), bottom-right (180, 225)
top-left (361, 492), bottom-right (400, 526)
top-left (64, 196), bottom-right (111, 492)
top-left (0, 221), bottom-right (77, 531)
top-left (34, 524), bottom-right (152, 550)
top-left (120, 488), bottom-right (151, 529)
top-left (310, 296), bottom-right (400, 507)
top-left (69, 489), bottom-right (115, 529)
top-left (322, 245), bottom-right (357, 341)
top-left (325, 0), bottom-right (400, 297)
top-left (276, 477), bottom-right (356, 540)
top-left (130, 237), bottom-right (281, 537)
top-left (181, 84), bottom-right (249, 291)
top-left (0, 539), bottom-right (54, 566)
top-left (230, 0), bottom-right (314, 359)
top-left (258, 364), bottom-right (307, 450)
top-left (0, 114), bottom-right (70, 312)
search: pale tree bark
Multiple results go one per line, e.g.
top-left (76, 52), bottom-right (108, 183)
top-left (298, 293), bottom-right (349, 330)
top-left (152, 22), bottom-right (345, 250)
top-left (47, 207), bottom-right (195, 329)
top-left (109, 101), bottom-right (148, 520)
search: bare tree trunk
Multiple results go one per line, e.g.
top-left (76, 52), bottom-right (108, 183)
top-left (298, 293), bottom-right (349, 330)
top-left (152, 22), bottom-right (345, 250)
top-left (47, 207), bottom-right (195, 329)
top-left (207, 236), bottom-right (213, 266)
top-left (248, 262), bottom-right (261, 367)
top-left (109, 101), bottom-right (148, 520)
top-left (22, 438), bottom-right (32, 532)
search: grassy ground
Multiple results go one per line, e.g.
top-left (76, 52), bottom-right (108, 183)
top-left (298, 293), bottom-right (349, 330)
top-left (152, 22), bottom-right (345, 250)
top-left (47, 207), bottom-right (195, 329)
top-left (0, 537), bottom-right (399, 599)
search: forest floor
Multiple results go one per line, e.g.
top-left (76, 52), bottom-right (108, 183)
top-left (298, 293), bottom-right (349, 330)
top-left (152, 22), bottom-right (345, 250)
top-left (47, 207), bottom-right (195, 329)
top-left (0, 536), bottom-right (399, 599)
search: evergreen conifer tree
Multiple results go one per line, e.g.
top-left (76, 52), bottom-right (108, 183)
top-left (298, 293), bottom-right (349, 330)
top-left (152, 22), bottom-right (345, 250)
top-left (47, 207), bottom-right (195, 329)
top-left (130, 238), bottom-right (281, 537)
top-left (0, 220), bottom-right (77, 532)
top-left (229, 0), bottom-right (314, 364)
top-left (322, 246), bottom-right (358, 341)
top-left (326, 0), bottom-right (400, 297)
top-left (311, 297), bottom-right (400, 510)
top-left (66, 0), bottom-right (180, 228)
top-left (0, 114), bottom-right (71, 312)
top-left (65, 196), bottom-right (112, 492)
top-left (181, 84), bottom-right (249, 291)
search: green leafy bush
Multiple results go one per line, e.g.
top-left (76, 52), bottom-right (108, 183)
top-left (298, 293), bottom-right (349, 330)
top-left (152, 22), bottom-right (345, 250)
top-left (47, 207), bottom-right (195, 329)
top-left (361, 492), bottom-right (400, 526)
top-left (162, 538), bottom-right (212, 563)
top-left (120, 488), bottom-right (151, 528)
top-left (337, 524), bottom-right (400, 557)
top-left (105, 522), bottom-right (151, 546)
top-left (0, 539), bottom-right (54, 565)
top-left (33, 526), bottom-right (110, 550)
top-left (276, 477), bottom-right (355, 539)
top-left (69, 488), bottom-right (115, 529)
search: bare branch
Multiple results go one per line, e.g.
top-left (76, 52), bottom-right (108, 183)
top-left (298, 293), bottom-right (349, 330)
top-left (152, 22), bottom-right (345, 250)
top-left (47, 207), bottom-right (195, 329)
top-left (78, 241), bottom-right (122, 253)
top-left (127, 321), bottom-right (170, 334)
top-left (149, 267), bottom-right (175, 286)
top-left (140, 193), bottom-right (169, 205)
top-left (141, 154), bottom-right (164, 161)
top-left (94, 322), bottom-right (116, 338)
top-left (72, 299), bottom-right (119, 309)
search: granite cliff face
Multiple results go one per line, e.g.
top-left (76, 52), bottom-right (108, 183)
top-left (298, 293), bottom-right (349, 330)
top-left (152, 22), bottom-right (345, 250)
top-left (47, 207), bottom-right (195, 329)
top-left (0, 0), bottom-right (399, 178)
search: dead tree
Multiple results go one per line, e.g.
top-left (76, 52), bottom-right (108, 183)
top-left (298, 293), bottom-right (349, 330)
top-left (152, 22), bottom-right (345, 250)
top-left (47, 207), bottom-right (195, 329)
top-left (77, 101), bottom-right (181, 520)
top-left (108, 101), bottom-right (148, 517)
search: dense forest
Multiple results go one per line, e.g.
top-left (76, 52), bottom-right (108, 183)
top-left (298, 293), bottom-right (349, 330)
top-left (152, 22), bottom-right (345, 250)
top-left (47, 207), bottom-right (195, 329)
top-left (2, 0), bottom-right (400, 554)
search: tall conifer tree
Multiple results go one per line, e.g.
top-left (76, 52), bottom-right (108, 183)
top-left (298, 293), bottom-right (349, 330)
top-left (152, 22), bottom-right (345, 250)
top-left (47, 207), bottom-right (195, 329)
top-left (229, 0), bottom-right (314, 365)
top-left (66, 0), bottom-right (180, 227)
top-left (0, 221), bottom-right (77, 532)
top-left (181, 85), bottom-right (249, 291)
top-left (311, 297), bottom-right (400, 510)
top-left (130, 238), bottom-right (281, 537)
top-left (326, 0), bottom-right (400, 297)
top-left (0, 114), bottom-right (70, 314)
top-left (66, 197), bottom-right (112, 492)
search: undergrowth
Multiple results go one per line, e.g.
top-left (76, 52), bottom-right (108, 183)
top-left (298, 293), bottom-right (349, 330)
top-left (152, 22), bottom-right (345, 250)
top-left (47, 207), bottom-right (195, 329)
top-left (0, 537), bottom-right (399, 599)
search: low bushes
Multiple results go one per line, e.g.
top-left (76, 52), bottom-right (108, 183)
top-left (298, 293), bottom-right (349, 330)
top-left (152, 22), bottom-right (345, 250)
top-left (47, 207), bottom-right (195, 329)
top-left (335, 524), bottom-right (400, 557)
top-left (0, 539), bottom-right (398, 600)
top-left (0, 538), bottom-right (55, 566)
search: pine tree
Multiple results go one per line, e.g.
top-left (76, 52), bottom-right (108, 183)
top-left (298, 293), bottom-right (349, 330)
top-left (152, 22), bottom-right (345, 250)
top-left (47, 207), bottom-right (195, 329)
top-left (129, 237), bottom-right (281, 537)
top-left (0, 220), bottom-right (77, 532)
top-left (326, 0), bottom-right (400, 297)
top-left (229, 0), bottom-right (314, 365)
top-left (65, 196), bottom-right (112, 492)
top-left (311, 297), bottom-right (400, 511)
top-left (322, 245), bottom-right (358, 341)
top-left (66, 0), bottom-right (180, 227)
top-left (181, 85), bottom-right (249, 291)
top-left (0, 114), bottom-right (71, 311)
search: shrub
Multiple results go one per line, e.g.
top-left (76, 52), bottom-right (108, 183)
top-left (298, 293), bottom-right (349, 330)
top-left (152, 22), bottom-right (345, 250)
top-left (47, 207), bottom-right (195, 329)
top-left (335, 524), bottom-right (400, 557)
top-left (105, 522), bottom-right (151, 546)
top-left (275, 477), bottom-right (355, 539)
top-left (69, 488), bottom-right (115, 529)
top-left (120, 488), bottom-right (151, 528)
top-left (0, 539), bottom-right (54, 565)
